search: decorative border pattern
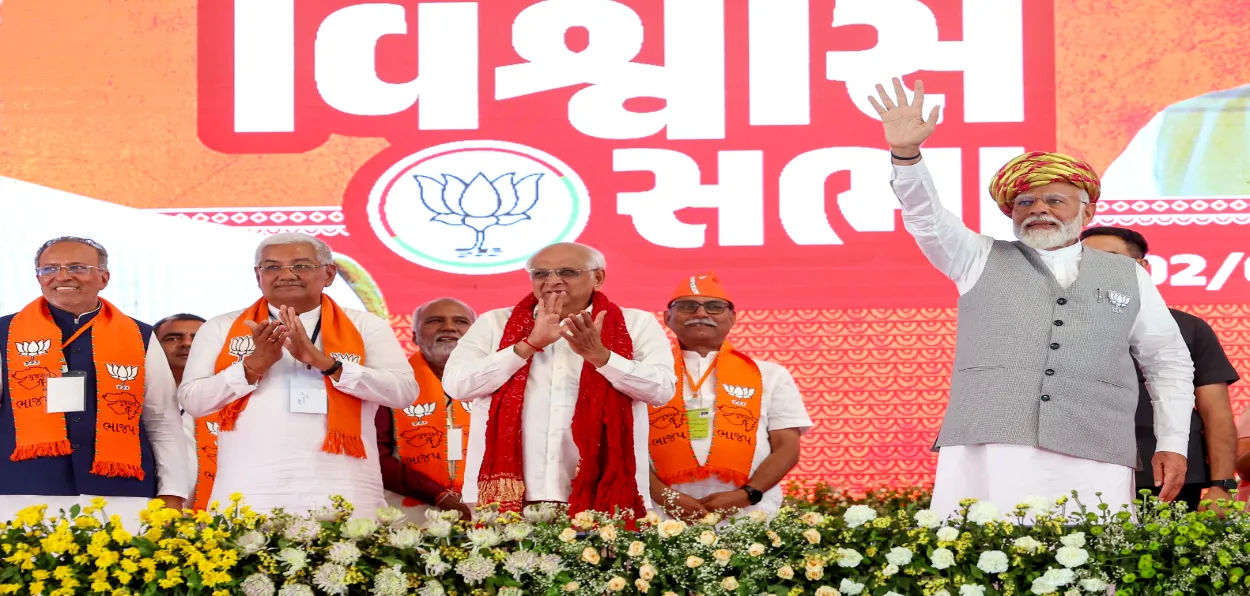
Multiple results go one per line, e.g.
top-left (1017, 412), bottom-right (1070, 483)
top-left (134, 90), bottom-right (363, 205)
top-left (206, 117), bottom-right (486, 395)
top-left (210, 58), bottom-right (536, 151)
top-left (149, 207), bottom-right (348, 237)
top-left (1094, 197), bottom-right (1250, 226)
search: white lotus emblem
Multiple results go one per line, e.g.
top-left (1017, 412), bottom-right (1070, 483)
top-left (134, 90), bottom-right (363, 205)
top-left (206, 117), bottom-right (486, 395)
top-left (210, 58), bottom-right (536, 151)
top-left (206, 421), bottom-right (220, 436)
top-left (329, 352), bottom-right (361, 365)
top-left (228, 335), bottom-right (255, 361)
top-left (404, 402), bottom-right (436, 421)
top-left (106, 363), bottom-right (139, 390)
top-left (415, 172), bottom-right (543, 255)
top-left (723, 384), bottom-right (756, 400)
top-left (16, 340), bottom-right (51, 365)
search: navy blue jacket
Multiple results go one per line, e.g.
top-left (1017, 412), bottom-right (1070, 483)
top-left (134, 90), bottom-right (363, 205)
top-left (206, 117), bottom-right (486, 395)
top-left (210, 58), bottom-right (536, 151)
top-left (0, 304), bottom-right (158, 497)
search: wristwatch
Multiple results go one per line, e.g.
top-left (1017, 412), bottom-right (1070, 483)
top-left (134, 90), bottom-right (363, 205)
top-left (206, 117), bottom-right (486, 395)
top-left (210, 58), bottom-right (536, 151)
top-left (1209, 479), bottom-right (1237, 491)
top-left (320, 359), bottom-right (343, 377)
top-left (741, 485), bottom-right (764, 505)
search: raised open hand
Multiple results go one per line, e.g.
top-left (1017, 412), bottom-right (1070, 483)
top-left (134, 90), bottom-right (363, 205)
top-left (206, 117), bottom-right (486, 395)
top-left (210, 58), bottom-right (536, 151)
top-left (527, 293), bottom-right (568, 350)
top-left (242, 319), bottom-right (287, 373)
top-left (867, 78), bottom-right (940, 155)
top-left (564, 311), bottom-right (609, 368)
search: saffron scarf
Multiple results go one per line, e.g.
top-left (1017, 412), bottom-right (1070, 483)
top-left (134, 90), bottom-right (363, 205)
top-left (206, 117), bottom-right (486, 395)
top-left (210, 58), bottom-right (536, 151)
top-left (213, 295), bottom-right (368, 457)
top-left (191, 414), bottom-right (220, 510)
top-left (478, 292), bottom-right (644, 519)
top-left (649, 342), bottom-right (763, 487)
top-left (392, 350), bottom-right (470, 498)
top-left (6, 297), bottom-right (147, 479)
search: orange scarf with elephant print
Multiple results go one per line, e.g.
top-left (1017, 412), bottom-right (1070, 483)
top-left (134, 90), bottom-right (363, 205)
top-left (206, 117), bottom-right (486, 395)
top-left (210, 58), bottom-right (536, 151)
top-left (6, 298), bottom-right (147, 479)
top-left (649, 341), bottom-right (763, 487)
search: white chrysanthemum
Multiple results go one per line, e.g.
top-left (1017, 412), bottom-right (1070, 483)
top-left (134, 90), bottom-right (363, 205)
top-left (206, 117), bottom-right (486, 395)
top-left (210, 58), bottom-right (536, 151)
top-left (371, 566), bottom-right (408, 596)
top-left (934, 591), bottom-right (951, 596)
top-left (966, 501), bottom-right (1000, 524)
top-left (959, 585), bottom-right (987, 596)
top-left (1060, 532), bottom-right (1086, 548)
top-left (936, 526), bottom-right (960, 542)
top-left (237, 531), bottom-right (268, 555)
top-left (423, 551), bottom-right (450, 576)
top-left (1079, 578), bottom-right (1108, 592)
top-left (388, 528), bottom-right (421, 550)
top-left (416, 580), bottom-right (445, 596)
top-left (1013, 536), bottom-right (1043, 553)
top-left (374, 507), bottom-right (405, 526)
top-left (843, 504), bottom-right (877, 528)
top-left (450, 508), bottom-right (473, 523)
top-left (931, 547), bottom-right (955, 570)
top-left (523, 504), bottom-right (556, 523)
top-left (310, 507), bottom-right (341, 522)
top-left (276, 583), bottom-right (314, 596)
top-left (1056, 546), bottom-right (1090, 568)
top-left (312, 563), bottom-right (350, 596)
top-left (240, 573), bottom-right (275, 596)
top-left (835, 548), bottom-right (863, 568)
top-left (467, 527), bottom-right (502, 549)
top-left (883, 563), bottom-right (899, 576)
top-left (839, 578), bottom-right (865, 595)
top-left (914, 509), bottom-right (942, 528)
top-left (277, 548), bottom-right (309, 576)
top-left (884, 592), bottom-right (904, 596)
top-left (282, 519), bottom-right (320, 544)
top-left (885, 546), bottom-right (913, 566)
top-left (1031, 568), bottom-right (1076, 595)
top-left (341, 518), bottom-right (378, 540)
top-left (456, 554), bottom-right (496, 585)
top-left (1021, 495), bottom-right (1052, 514)
top-left (977, 550), bottom-right (1009, 574)
top-left (503, 550), bottom-right (539, 578)
top-left (426, 520), bottom-right (452, 538)
top-left (537, 554), bottom-right (563, 575)
top-left (326, 541), bottom-right (362, 566)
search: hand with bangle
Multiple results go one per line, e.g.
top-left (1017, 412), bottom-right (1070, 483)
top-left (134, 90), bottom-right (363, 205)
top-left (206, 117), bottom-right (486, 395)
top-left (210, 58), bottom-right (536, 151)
top-left (514, 293), bottom-right (566, 359)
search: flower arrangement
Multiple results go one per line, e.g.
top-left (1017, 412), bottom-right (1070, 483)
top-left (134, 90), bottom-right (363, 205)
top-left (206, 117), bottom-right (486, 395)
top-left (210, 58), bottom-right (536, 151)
top-left (1, 490), bottom-right (1248, 596)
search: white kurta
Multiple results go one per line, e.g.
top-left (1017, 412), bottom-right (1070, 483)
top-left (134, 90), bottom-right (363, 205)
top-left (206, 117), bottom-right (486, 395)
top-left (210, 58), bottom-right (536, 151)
top-left (0, 331), bottom-right (191, 531)
top-left (892, 160), bottom-right (1195, 519)
top-left (442, 306), bottom-right (676, 509)
top-left (660, 351), bottom-right (813, 517)
top-left (178, 305), bottom-right (417, 517)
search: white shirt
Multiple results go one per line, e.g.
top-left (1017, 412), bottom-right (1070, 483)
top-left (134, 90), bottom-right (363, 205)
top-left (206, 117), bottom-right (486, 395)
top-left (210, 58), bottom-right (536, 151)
top-left (178, 305), bottom-right (417, 516)
top-left (443, 306), bottom-right (677, 507)
top-left (663, 351), bottom-right (813, 516)
top-left (892, 160), bottom-right (1195, 455)
top-left (0, 331), bottom-right (191, 529)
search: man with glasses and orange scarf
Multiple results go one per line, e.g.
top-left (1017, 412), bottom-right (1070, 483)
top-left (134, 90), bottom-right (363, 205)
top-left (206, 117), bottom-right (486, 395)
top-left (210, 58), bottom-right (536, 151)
top-left (649, 273), bottom-right (811, 521)
top-left (443, 242), bottom-right (676, 519)
top-left (179, 233), bottom-right (416, 516)
top-left (0, 236), bottom-right (190, 526)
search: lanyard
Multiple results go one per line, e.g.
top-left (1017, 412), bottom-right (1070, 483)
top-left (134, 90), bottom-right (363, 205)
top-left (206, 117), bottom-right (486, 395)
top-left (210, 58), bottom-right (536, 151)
top-left (63, 317), bottom-right (98, 348)
top-left (682, 354), bottom-right (719, 400)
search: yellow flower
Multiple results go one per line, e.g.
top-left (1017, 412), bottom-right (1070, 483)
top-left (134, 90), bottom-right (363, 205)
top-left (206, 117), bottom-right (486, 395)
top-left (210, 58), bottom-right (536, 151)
top-left (581, 547), bottom-right (601, 565)
top-left (714, 549), bottom-right (733, 564)
top-left (229, 493), bottom-right (244, 503)
top-left (606, 576), bottom-right (627, 592)
top-left (598, 525), bottom-right (618, 542)
top-left (52, 567), bottom-right (74, 581)
top-left (29, 581), bottom-right (45, 595)
top-left (635, 579), bottom-right (651, 591)
top-left (777, 565), bottom-right (795, 580)
top-left (802, 528), bottom-right (821, 544)
top-left (558, 528), bottom-right (578, 543)
top-left (91, 497), bottom-right (107, 509)
top-left (17, 505), bottom-right (48, 527)
top-left (32, 571), bottom-right (50, 581)
top-left (0, 584), bottom-right (21, 595)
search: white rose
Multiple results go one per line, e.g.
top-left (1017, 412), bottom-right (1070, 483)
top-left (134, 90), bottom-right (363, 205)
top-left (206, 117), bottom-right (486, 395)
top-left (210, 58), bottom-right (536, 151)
top-left (842, 504), bottom-right (877, 528)
top-left (805, 566), bottom-right (824, 581)
top-left (1013, 536), bottom-right (1042, 553)
top-left (563, 582), bottom-right (579, 593)
top-left (885, 546), bottom-right (912, 566)
top-left (959, 585), bottom-right (987, 596)
top-left (931, 547), bottom-right (955, 570)
top-left (634, 579), bottom-right (650, 592)
top-left (598, 526), bottom-right (618, 542)
top-left (936, 526), bottom-right (960, 542)
top-left (814, 588), bottom-right (839, 596)
top-left (835, 548), bottom-right (862, 568)
top-left (714, 549), bottom-right (732, 565)
top-left (580, 547), bottom-right (601, 565)
top-left (767, 530), bottom-right (782, 547)
top-left (698, 531), bottom-right (718, 546)
top-left (606, 576), bottom-right (627, 592)
top-left (639, 564), bottom-right (657, 581)
top-left (572, 511), bottom-right (596, 529)
top-left (748, 510), bottom-right (770, 523)
top-left (626, 541), bottom-right (645, 558)
top-left (686, 555), bottom-right (704, 569)
top-left (641, 511), bottom-right (661, 526)
top-left (883, 564), bottom-right (899, 576)
top-left (802, 528), bottom-right (822, 544)
top-left (914, 509), bottom-right (942, 529)
top-left (976, 550), bottom-right (1009, 574)
top-left (721, 577), bottom-right (739, 591)
top-left (777, 565), bottom-right (794, 580)
top-left (1060, 532), bottom-right (1086, 548)
top-left (747, 543), bottom-right (766, 557)
top-left (839, 578), bottom-right (865, 596)
top-left (657, 519), bottom-right (686, 539)
top-left (801, 511), bottom-right (825, 526)
top-left (558, 528), bottom-right (578, 543)
top-left (700, 512), bottom-right (722, 526)
top-left (1079, 578), bottom-right (1108, 592)
top-left (1055, 546), bottom-right (1089, 568)
top-left (966, 501), bottom-right (1000, 524)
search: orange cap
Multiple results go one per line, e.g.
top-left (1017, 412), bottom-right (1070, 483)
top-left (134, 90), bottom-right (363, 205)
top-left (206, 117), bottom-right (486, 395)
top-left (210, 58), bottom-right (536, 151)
top-left (670, 272), bottom-right (732, 304)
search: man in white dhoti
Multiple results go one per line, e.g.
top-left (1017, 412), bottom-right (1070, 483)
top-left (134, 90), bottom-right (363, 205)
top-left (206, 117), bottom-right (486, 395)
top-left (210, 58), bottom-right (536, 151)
top-left (869, 79), bottom-right (1196, 519)
top-left (178, 233), bottom-right (417, 516)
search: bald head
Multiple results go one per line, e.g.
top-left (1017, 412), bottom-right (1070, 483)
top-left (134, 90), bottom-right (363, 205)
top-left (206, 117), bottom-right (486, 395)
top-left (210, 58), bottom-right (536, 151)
top-left (526, 242), bottom-right (607, 316)
top-left (412, 298), bottom-right (477, 372)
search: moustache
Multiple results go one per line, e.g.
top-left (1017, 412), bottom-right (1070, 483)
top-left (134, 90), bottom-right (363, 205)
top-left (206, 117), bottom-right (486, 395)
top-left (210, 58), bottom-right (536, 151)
top-left (684, 317), bottom-right (718, 327)
top-left (1023, 214), bottom-right (1062, 227)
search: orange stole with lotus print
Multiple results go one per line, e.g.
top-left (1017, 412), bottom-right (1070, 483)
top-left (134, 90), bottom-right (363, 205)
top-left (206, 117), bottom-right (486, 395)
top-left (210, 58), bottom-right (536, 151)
top-left (191, 414), bottom-right (220, 511)
top-left (6, 298), bottom-right (147, 479)
top-left (392, 351), bottom-right (469, 492)
top-left (649, 342), bottom-right (763, 487)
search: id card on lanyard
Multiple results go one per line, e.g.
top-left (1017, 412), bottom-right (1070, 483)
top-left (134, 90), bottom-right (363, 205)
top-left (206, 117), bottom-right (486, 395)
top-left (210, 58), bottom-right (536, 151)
top-left (47, 318), bottom-right (97, 413)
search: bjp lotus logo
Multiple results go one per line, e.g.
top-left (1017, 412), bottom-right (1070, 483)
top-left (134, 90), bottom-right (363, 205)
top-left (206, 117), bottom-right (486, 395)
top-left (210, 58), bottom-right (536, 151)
top-left (228, 336), bottom-right (255, 361)
top-left (106, 364), bottom-right (139, 391)
top-left (403, 402), bottom-right (436, 425)
top-left (16, 340), bottom-right (51, 366)
top-left (365, 140), bottom-right (591, 276)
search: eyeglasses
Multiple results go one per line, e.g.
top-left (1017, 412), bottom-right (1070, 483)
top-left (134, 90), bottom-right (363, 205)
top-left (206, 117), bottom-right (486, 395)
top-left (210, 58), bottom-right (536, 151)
top-left (528, 268), bottom-right (595, 280)
top-left (256, 264), bottom-right (326, 276)
top-left (1013, 196), bottom-right (1087, 210)
top-left (35, 265), bottom-right (102, 278)
top-left (670, 300), bottom-right (733, 315)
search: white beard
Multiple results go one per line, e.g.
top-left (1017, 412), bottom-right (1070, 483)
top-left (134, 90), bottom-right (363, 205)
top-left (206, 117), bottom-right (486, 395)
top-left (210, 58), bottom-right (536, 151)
top-left (418, 339), bottom-right (456, 367)
top-left (1014, 214), bottom-right (1083, 250)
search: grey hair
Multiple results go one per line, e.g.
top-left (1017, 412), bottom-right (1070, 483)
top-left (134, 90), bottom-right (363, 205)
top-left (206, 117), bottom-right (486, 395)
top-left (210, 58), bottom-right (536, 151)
top-left (34, 236), bottom-right (109, 270)
top-left (525, 242), bottom-right (607, 270)
top-left (412, 298), bottom-right (478, 326)
top-left (254, 233), bottom-right (334, 266)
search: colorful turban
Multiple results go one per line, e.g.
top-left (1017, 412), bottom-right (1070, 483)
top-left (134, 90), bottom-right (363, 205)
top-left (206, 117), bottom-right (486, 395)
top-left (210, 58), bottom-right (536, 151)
top-left (670, 272), bottom-right (732, 304)
top-left (987, 151), bottom-right (1101, 216)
